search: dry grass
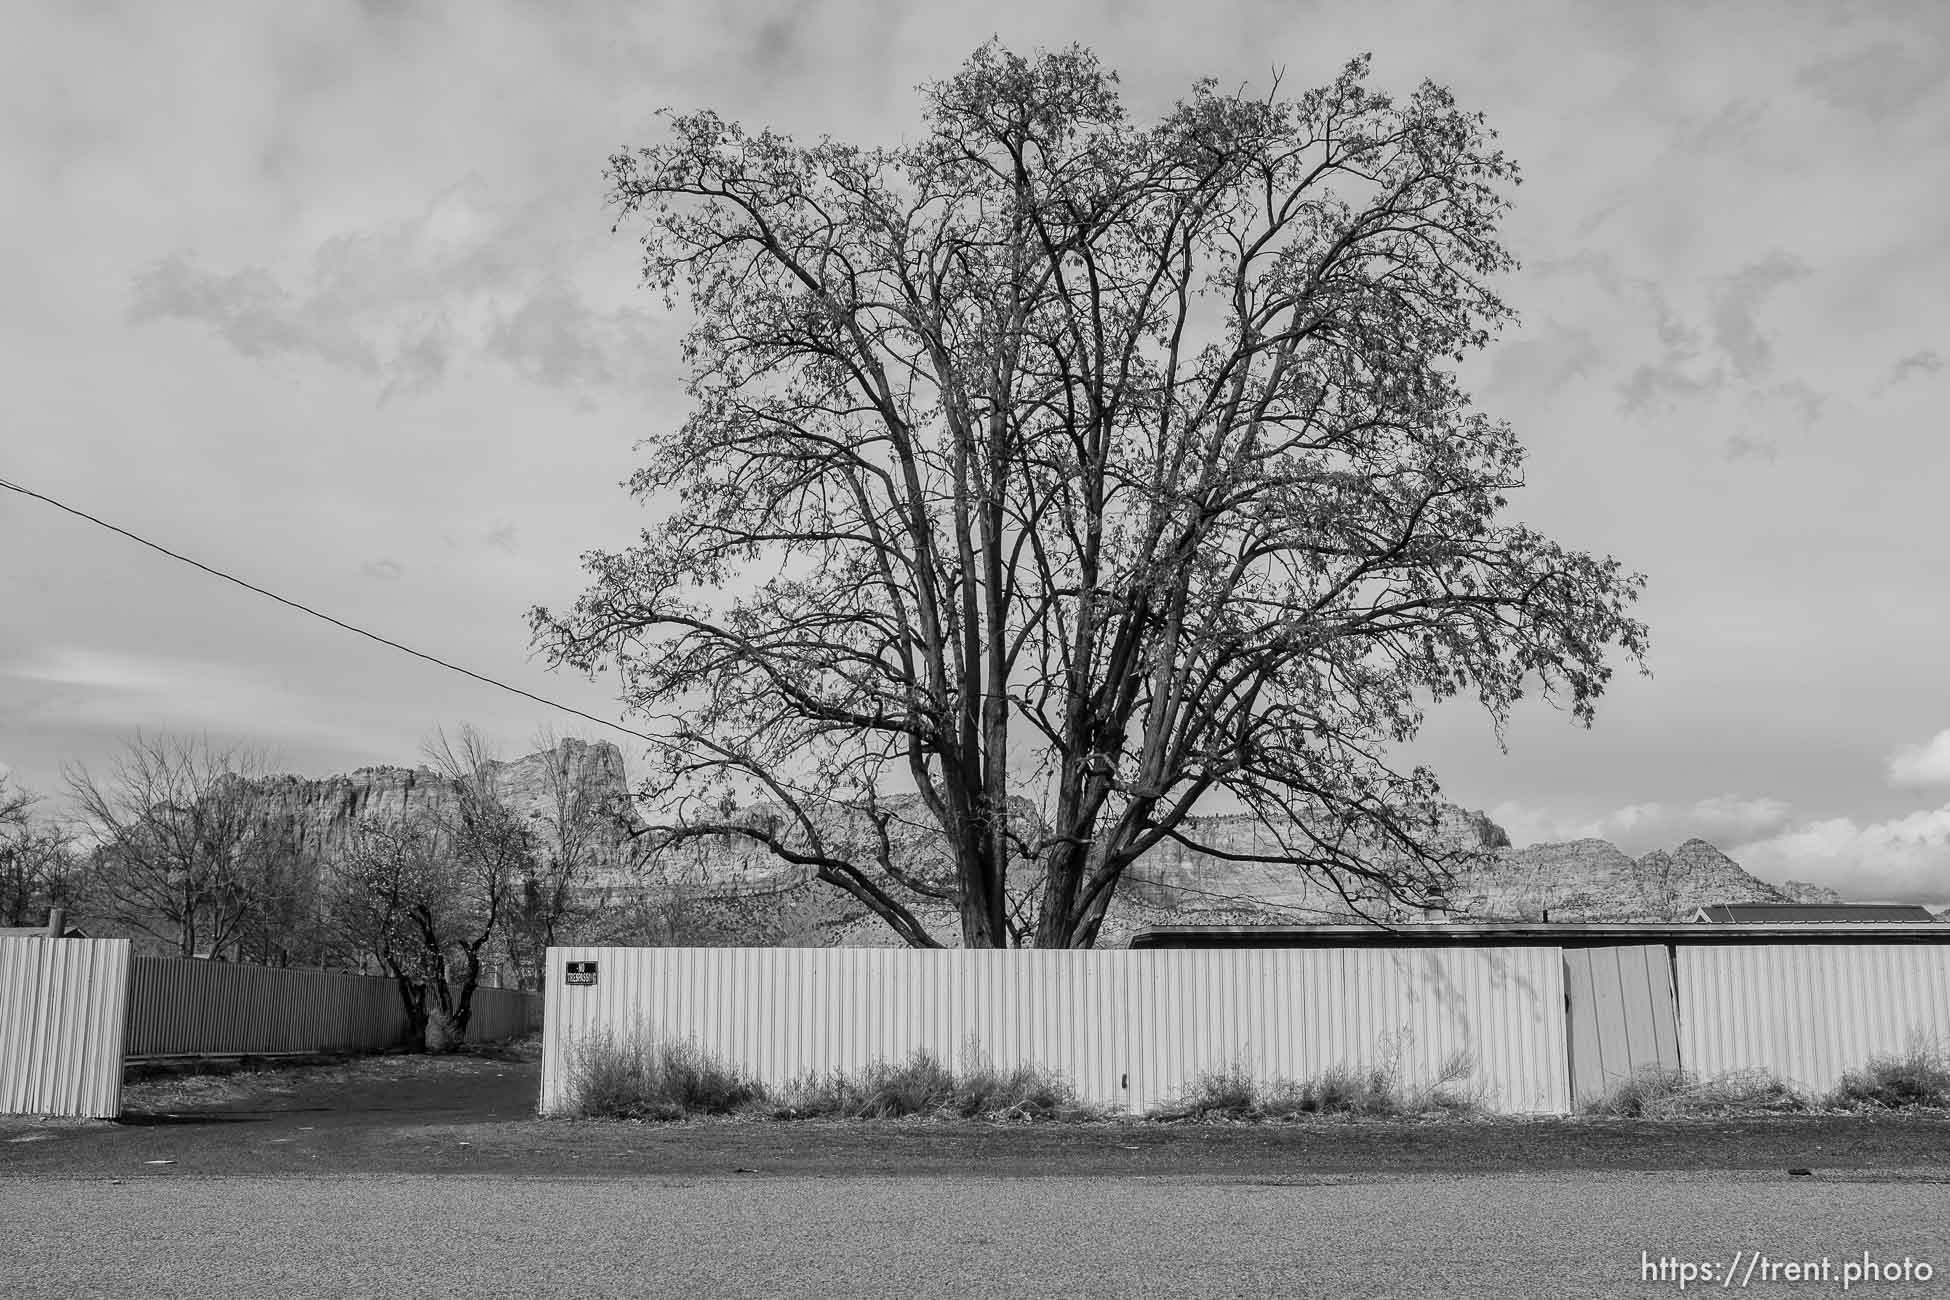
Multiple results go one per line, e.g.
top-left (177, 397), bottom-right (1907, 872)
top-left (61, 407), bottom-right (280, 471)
top-left (1829, 1043), bottom-right (1950, 1111)
top-left (776, 1048), bottom-right (1102, 1121)
top-left (563, 1033), bottom-right (768, 1121)
top-left (564, 1038), bottom-right (1103, 1123)
top-left (1585, 1066), bottom-right (1807, 1119)
top-left (1154, 1050), bottom-right (1481, 1122)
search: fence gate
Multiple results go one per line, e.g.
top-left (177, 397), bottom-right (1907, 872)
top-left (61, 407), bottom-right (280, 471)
top-left (1563, 945), bottom-right (1681, 1109)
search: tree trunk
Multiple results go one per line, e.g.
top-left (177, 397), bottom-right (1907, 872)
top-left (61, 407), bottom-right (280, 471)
top-left (423, 1002), bottom-right (464, 1053)
top-left (390, 973), bottom-right (429, 1050)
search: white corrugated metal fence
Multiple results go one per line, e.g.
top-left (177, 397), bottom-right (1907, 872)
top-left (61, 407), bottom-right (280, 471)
top-left (541, 945), bottom-right (1570, 1115)
top-left (0, 937), bottom-right (130, 1118)
top-left (1678, 944), bottom-right (1950, 1095)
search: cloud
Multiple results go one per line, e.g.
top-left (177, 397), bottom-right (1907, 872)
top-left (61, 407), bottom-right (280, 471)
top-left (1610, 252), bottom-right (1816, 421)
top-left (1489, 794), bottom-right (1795, 851)
top-left (128, 175), bottom-right (650, 399)
top-left (1618, 362), bottom-right (1723, 415)
top-left (380, 317), bottom-right (453, 404)
top-left (1733, 807), bottom-right (1950, 904)
top-left (360, 557), bottom-right (405, 581)
top-left (1675, 98), bottom-right (1765, 155)
top-left (486, 279), bottom-right (658, 391)
top-left (1688, 795), bottom-right (1795, 841)
top-left (1797, 40), bottom-right (1950, 120)
top-left (1487, 799), bottom-right (1668, 848)
top-left (1723, 433), bottom-right (1777, 462)
top-left (1759, 380), bottom-right (1825, 424)
top-left (748, 10), bottom-right (808, 74)
top-left (3, 647), bottom-right (359, 746)
top-left (130, 255), bottom-right (378, 373)
top-left (1880, 349), bottom-right (1944, 390)
top-left (1708, 252), bottom-right (1807, 382)
top-left (1486, 321), bottom-right (1601, 397)
top-left (1601, 271), bottom-right (1726, 415)
top-left (1888, 729), bottom-right (1950, 786)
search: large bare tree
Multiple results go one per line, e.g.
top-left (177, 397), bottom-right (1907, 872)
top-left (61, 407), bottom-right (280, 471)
top-left (66, 735), bottom-right (274, 957)
top-left (532, 44), bottom-right (1649, 948)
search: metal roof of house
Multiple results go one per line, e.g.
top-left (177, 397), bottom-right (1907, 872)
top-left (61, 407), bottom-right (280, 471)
top-left (1692, 903), bottom-right (1938, 924)
top-left (1127, 921), bottom-right (1950, 949)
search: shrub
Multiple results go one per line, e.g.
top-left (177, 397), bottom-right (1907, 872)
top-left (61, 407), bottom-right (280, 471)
top-left (852, 1049), bottom-right (960, 1118)
top-left (775, 1050), bottom-right (958, 1119)
top-left (955, 1060), bottom-right (1086, 1120)
top-left (1166, 1063), bottom-right (1259, 1120)
top-left (1586, 1066), bottom-right (1806, 1119)
top-left (774, 1049), bottom-right (1097, 1120)
top-left (1260, 1065), bottom-right (1400, 1118)
top-left (1154, 1050), bottom-right (1479, 1121)
top-left (564, 1033), bottom-right (768, 1120)
top-left (1829, 1044), bottom-right (1950, 1110)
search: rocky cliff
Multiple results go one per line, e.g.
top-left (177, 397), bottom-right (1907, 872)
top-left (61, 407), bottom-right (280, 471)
top-left (256, 739), bottom-right (1853, 943)
top-left (247, 738), bottom-right (646, 876)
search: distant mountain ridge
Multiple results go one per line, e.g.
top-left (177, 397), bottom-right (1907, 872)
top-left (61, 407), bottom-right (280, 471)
top-left (250, 743), bottom-right (1852, 945)
top-left (245, 738), bottom-right (646, 876)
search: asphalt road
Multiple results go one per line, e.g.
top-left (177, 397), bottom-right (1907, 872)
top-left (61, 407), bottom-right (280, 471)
top-left (4, 1170), bottom-right (1948, 1299)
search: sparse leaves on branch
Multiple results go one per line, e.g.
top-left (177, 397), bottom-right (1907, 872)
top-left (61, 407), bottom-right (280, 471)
top-left (533, 42), bottom-right (1650, 948)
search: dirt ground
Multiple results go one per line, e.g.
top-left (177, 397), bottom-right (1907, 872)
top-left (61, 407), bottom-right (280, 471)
top-left (5, 1046), bottom-right (1950, 1181)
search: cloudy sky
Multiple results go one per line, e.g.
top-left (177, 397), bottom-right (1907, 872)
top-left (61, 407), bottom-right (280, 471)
top-left (3, 0), bottom-right (1947, 903)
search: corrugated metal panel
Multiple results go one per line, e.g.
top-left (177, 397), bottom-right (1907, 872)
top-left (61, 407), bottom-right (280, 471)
top-left (540, 945), bottom-right (1567, 1116)
top-left (1125, 947), bottom-right (1566, 1114)
top-left (464, 986), bottom-right (545, 1043)
top-left (1564, 946), bottom-right (1681, 1108)
top-left (127, 960), bottom-right (542, 1057)
top-left (1678, 944), bottom-right (1950, 1095)
top-left (128, 958), bottom-right (410, 1056)
top-left (0, 938), bottom-right (130, 1118)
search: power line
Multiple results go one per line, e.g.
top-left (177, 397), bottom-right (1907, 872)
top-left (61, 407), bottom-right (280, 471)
top-left (0, 474), bottom-right (667, 749)
top-left (0, 474), bottom-right (1319, 901)
top-left (0, 473), bottom-right (954, 843)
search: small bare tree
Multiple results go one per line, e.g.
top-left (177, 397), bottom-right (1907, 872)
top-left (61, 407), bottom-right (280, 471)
top-left (0, 776), bottom-right (89, 928)
top-left (328, 727), bottom-right (533, 1051)
top-left (330, 815), bottom-right (450, 1049)
top-left (502, 730), bottom-right (616, 988)
top-left (66, 735), bottom-right (273, 957)
top-left (230, 825), bottom-right (330, 968)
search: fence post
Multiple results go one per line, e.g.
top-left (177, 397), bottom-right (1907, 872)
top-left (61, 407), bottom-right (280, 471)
top-left (45, 907), bottom-right (66, 939)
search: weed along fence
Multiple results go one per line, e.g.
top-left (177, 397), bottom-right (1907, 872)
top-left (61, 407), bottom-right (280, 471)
top-left (0, 935), bottom-right (543, 1118)
top-left (538, 946), bottom-right (1573, 1115)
